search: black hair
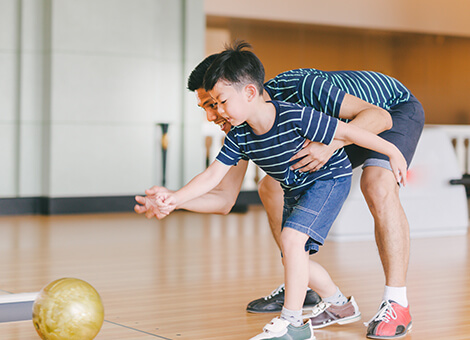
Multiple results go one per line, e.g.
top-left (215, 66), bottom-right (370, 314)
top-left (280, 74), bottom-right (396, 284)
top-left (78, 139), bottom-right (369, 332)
top-left (203, 41), bottom-right (265, 94)
top-left (187, 54), bottom-right (220, 91)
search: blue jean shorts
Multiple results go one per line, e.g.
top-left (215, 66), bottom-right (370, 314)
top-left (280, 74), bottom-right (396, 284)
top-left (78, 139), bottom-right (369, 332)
top-left (344, 94), bottom-right (425, 171)
top-left (282, 176), bottom-right (351, 254)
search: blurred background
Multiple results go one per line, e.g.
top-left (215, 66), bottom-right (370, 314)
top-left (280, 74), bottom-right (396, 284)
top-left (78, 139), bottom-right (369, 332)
top-left (1, 0), bottom-right (470, 215)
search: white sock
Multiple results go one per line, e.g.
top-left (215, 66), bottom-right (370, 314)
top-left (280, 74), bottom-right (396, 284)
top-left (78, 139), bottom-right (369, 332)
top-left (280, 307), bottom-right (303, 327)
top-left (323, 286), bottom-right (348, 306)
top-left (383, 286), bottom-right (408, 307)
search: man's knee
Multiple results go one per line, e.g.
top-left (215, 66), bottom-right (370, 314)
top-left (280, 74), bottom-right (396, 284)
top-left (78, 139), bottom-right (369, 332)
top-left (360, 167), bottom-right (399, 206)
top-left (258, 175), bottom-right (282, 200)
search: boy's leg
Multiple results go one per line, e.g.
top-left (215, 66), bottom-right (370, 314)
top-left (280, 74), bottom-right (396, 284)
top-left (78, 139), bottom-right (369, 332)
top-left (250, 225), bottom-right (315, 339)
top-left (280, 228), bottom-right (310, 312)
top-left (305, 260), bottom-right (361, 329)
top-left (279, 228), bottom-right (310, 329)
top-left (246, 176), bottom-right (321, 314)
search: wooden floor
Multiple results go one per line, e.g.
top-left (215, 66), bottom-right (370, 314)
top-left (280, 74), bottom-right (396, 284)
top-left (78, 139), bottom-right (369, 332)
top-left (0, 206), bottom-right (469, 340)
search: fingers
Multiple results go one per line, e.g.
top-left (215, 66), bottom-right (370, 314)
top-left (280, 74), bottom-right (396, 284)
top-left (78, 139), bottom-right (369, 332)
top-left (394, 168), bottom-right (407, 187)
top-left (290, 147), bottom-right (309, 161)
top-left (145, 187), bottom-right (159, 195)
top-left (134, 204), bottom-right (146, 214)
top-left (401, 169), bottom-right (407, 187)
top-left (135, 195), bottom-right (145, 204)
top-left (290, 156), bottom-right (324, 172)
top-left (145, 209), bottom-right (155, 219)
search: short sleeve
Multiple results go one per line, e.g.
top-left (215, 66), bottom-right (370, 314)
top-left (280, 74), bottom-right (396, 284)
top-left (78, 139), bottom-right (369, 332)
top-left (215, 131), bottom-right (245, 166)
top-left (297, 74), bottom-right (346, 119)
top-left (300, 107), bottom-right (338, 146)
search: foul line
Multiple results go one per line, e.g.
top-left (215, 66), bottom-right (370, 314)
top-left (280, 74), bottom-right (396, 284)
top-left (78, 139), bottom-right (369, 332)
top-left (104, 320), bottom-right (173, 340)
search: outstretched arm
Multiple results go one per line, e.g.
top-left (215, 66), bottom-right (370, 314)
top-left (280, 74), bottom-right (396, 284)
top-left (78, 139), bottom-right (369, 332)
top-left (291, 94), bottom-right (392, 172)
top-left (156, 160), bottom-right (233, 214)
top-left (177, 160), bottom-right (248, 214)
top-left (135, 160), bottom-right (248, 219)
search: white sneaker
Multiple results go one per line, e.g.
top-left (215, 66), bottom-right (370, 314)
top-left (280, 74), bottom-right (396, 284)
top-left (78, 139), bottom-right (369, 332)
top-left (250, 318), bottom-right (315, 340)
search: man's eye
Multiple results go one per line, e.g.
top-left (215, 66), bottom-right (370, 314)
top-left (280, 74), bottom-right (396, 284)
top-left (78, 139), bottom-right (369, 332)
top-left (209, 103), bottom-right (218, 109)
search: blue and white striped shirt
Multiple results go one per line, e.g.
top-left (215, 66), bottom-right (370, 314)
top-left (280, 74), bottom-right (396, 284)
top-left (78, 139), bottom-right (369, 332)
top-left (216, 101), bottom-right (352, 198)
top-left (264, 68), bottom-right (411, 121)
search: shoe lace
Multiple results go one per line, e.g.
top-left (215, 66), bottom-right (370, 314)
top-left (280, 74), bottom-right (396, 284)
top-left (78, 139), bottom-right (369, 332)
top-left (364, 301), bottom-right (397, 326)
top-left (264, 284), bottom-right (285, 300)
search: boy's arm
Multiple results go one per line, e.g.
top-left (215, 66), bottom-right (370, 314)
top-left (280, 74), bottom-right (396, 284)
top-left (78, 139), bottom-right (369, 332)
top-left (291, 94), bottom-right (392, 172)
top-left (176, 160), bottom-right (247, 214)
top-left (169, 160), bottom-right (233, 208)
top-left (335, 120), bottom-right (407, 185)
top-left (135, 161), bottom-right (247, 218)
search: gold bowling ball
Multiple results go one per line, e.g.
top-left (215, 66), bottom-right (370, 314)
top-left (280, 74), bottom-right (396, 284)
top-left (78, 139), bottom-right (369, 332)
top-left (32, 278), bottom-right (104, 340)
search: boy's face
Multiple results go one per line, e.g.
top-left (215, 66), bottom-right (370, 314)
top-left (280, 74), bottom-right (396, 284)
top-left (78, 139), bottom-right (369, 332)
top-left (195, 88), bottom-right (232, 134)
top-left (208, 80), bottom-right (249, 127)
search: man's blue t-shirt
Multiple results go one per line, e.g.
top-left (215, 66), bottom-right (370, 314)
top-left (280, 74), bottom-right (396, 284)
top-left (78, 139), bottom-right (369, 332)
top-left (216, 101), bottom-right (352, 198)
top-left (264, 68), bottom-right (411, 121)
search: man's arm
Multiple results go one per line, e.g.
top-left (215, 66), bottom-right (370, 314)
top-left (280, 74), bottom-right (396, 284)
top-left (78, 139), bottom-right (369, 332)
top-left (338, 93), bottom-right (392, 133)
top-left (135, 160), bottom-right (248, 218)
top-left (177, 160), bottom-right (248, 214)
top-left (334, 120), bottom-right (407, 186)
top-left (291, 93), bottom-right (392, 171)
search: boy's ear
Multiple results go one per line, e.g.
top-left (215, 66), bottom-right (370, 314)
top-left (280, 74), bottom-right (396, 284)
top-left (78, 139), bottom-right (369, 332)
top-left (244, 84), bottom-right (258, 101)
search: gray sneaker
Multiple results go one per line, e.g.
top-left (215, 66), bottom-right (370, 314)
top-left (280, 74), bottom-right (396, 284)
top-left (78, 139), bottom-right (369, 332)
top-left (247, 284), bottom-right (322, 313)
top-left (250, 318), bottom-right (315, 340)
top-left (303, 296), bottom-right (361, 329)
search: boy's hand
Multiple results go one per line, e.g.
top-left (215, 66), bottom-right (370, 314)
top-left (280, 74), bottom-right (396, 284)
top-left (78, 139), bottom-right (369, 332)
top-left (155, 193), bottom-right (177, 218)
top-left (390, 152), bottom-right (408, 187)
top-left (134, 186), bottom-right (174, 219)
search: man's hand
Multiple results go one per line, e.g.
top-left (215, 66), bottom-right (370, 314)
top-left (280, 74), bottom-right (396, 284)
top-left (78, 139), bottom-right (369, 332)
top-left (134, 186), bottom-right (174, 219)
top-left (290, 140), bottom-right (341, 172)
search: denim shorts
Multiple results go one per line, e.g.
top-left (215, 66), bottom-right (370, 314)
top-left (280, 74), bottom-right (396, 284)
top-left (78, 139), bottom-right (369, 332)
top-left (282, 176), bottom-right (351, 254)
top-left (344, 94), bottom-right (425, 171)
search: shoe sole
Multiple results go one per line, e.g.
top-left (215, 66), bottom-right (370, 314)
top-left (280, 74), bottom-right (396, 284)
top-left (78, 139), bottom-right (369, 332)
top-left (366, 323), bottom-right (412, 339)
top-left (311, 313), bottom-right (362, 329)
top-left (247, 303), bottom-right (320, 314)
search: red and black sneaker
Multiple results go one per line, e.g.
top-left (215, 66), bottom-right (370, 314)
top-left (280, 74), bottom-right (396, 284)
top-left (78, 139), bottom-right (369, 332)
top-left (365, 300), bottom-right (412, 339)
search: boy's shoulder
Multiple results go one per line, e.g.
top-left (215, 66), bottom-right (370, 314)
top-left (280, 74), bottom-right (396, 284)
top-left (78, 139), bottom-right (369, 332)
top-left (271, 100), bottom-right (303, 110)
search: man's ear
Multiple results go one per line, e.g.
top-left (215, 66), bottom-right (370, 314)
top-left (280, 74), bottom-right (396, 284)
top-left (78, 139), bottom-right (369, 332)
top-left (244, 84), bottom-right (258, 101)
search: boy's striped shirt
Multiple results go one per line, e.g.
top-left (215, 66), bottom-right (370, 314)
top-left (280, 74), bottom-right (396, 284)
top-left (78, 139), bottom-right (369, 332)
top-left (216, 101), bottom-right (352, 198)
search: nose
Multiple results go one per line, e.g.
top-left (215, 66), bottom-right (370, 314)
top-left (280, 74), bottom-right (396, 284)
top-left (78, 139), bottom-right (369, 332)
top-left (206, 109), bottom-right (217, 122)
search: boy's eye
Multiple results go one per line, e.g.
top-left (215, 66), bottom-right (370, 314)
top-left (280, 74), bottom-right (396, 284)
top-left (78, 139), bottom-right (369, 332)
top-left (209, 103), bottom-right (218, 109)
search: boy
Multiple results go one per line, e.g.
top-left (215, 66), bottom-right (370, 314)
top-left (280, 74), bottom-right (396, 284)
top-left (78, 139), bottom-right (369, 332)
top-left (151, 42), bottom-right (407, 340)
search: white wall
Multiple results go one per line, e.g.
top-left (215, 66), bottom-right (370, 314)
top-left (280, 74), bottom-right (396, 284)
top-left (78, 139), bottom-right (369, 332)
top-left (1, 0), bottom-right (205, 198)
top-left (205, 0), bottom-right (470, 38)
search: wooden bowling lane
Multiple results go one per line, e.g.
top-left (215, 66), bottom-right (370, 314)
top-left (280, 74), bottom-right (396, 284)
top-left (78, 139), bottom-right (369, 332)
top-left (0, 208), bottom-right (469, 339)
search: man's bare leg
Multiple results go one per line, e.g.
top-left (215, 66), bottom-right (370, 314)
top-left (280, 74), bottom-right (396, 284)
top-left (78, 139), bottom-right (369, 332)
top-left (360, 166), bottom-right (409, 289)
top-left (257, 175), bottom-right (284, 250)
top-left (361, 166), bottom-right (412, 339)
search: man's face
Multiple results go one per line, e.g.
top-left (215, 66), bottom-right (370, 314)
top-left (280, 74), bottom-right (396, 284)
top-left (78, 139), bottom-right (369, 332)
top-left (195, 88), bottom-right (232, 134)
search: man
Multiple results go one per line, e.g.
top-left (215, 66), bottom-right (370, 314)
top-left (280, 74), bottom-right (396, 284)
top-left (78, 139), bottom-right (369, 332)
top-left (135, 53), bottom-right (424, 339)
